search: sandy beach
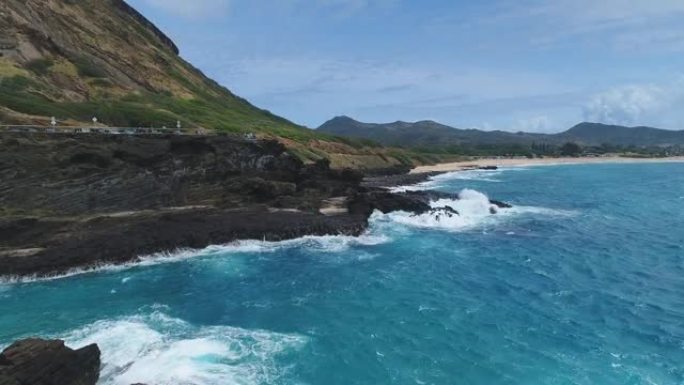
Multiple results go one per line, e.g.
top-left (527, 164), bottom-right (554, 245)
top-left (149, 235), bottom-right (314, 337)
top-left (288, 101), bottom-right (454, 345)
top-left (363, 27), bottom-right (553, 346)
top-left (411, 156), bottom-right (684, 173)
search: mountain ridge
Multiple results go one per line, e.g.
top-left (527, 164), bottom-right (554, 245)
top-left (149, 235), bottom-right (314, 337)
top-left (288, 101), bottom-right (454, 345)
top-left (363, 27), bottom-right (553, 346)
top-left (319, 116), bottom-right (684, 148)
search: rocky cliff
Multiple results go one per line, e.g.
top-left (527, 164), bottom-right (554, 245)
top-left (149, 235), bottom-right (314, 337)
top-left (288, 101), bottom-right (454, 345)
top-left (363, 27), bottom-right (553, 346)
top-left (0, 132), bottom-right (508, 277)
top-left (0, 132), bottom-right (364, 276)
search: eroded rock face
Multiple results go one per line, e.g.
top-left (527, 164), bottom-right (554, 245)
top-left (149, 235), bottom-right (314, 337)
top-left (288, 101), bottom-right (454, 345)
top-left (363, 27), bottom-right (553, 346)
top-left (0, 339), bottom-right (100, 385)
top-left (0, 133), bottom-right (513, 278)
top-left (0, 134), bottom-right (374, 277)
top-left (0, 134), bottom-right (304, 216)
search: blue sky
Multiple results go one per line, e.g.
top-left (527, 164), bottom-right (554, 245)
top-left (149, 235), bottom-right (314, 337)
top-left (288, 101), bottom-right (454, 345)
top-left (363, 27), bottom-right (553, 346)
top-left (127, 0), bottom-right (684, 132)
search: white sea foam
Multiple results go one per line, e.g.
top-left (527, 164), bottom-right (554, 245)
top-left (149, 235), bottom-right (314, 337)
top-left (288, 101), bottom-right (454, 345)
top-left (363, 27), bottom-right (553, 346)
top-left (62, 311), bottom-right (306, 385)
top-left (206, 233), bottom-right (390, 255)
top-left (0, 233), bottom-right (391, 285)
top-left (431, 169), bottom-right (503, 183)
top-left (372, 188), bottom-right (573, 231)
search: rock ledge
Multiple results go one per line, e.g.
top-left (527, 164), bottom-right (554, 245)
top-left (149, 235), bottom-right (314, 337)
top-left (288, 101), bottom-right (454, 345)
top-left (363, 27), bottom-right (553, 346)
top-left (0, 338), bottom-right (100, 385)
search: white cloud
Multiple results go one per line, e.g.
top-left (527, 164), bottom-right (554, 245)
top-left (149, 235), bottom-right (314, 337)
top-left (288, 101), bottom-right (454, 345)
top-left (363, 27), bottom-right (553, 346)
top-left (200, 56), bottom-right (572, 127)
top-left (583, 80), bottom-right (684, 127)
top-left (504, 0), bottom-right (684, 29)
top-left (514, 115), bottom-right (553, 133)
top-left (485, 0), bottom-right (684, 51)
top-left (136, 0), bottom-right (388, 18)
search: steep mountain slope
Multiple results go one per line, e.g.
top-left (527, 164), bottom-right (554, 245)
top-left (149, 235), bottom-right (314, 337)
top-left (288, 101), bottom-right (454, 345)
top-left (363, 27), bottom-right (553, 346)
top-left (0, 0), bottom-right (301, 134)
top-left (319, 116), bottom-right (684, 148)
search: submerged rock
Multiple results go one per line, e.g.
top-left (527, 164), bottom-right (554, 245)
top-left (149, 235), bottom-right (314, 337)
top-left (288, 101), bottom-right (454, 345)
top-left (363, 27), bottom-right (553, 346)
top-left (425, 206), bottom-right (460, 221)
top-left (0, 338), bottom-right (100, 385)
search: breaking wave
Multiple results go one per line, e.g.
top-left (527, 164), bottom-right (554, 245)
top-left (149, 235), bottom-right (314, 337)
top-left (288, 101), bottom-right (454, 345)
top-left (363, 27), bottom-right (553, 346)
top-left (372, 188), bottom-right (573, 231)
top-left (431, 169), bottom-right (504, 183)
top-left (0, 234), bottom-right (390, 285)
top-left (62, 310), bottom-right (307, 385)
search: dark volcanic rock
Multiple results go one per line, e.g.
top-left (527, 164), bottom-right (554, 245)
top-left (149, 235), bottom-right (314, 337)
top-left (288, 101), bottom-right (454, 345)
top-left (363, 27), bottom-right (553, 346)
top-left (0, 339), bottom-right (100, 385)
top-left (0, 207), bottom-right (369, 277)
top-left (0, 133), bottom-right (513, 278)
top-left (349, 191), bottom-right (430, 216)
top-left (0, 133), bottom-right (377, 277)
top-left (490, 200), bottom-right (513, 209)
top-left (348, 190), bottom-right (462, 217)
top-left (0, 133), bottom-right (306, 216)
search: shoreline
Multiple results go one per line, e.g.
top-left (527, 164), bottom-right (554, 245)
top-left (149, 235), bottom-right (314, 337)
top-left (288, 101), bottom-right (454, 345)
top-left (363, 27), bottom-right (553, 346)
top-left (1, 133), bottom-right (486, 279)
top-left (411, 156), bottom-right (684, 173)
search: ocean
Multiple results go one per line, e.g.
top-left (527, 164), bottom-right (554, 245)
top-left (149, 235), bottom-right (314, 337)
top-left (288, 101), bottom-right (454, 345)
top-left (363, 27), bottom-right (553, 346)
top-left (1, 163), bottom-right (683, 385)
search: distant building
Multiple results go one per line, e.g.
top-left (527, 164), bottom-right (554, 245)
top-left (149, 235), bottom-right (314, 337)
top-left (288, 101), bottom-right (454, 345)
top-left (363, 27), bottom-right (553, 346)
top-left (243, 133), bottom-right (257, 142)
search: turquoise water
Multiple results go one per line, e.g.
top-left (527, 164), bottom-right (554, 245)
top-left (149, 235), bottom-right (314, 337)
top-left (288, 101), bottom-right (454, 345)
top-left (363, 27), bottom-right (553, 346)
top-left (1, 163), bottom-right (683, 385)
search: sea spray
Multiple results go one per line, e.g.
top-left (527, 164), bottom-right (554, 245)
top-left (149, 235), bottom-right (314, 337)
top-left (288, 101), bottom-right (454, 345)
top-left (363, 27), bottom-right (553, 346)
top-left (373, 188), bottom-right (574, 231)
top-left (0, 233), bottom-right (392, 285)
top-left (373, 188), bottom-right (507, 231)
top-left (62, 311), bottom-right (306, 385)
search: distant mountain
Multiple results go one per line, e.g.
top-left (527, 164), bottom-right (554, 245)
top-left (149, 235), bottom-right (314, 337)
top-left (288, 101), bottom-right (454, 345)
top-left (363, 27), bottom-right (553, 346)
top-left (318, 116), bottom-right (547, 147)
top-left (318, 117), bottom-right (684, 148)
top-left (555, 123), bottom-right (684, 146)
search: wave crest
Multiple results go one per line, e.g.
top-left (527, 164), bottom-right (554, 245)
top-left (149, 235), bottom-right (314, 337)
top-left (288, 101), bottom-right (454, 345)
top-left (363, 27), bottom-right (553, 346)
top-left (372, 188), bottom-right (571, 231)
top-left (390, 169), bottom-right (503, 192)
top-left (1, 233), bottom-right (390, 284)
top-left (62, 311), bottom-right (306, 385)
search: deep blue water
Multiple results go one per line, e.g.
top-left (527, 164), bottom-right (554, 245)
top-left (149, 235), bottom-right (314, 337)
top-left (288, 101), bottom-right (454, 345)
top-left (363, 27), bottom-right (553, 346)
top-left (1, 163), bottom-right (683, 385)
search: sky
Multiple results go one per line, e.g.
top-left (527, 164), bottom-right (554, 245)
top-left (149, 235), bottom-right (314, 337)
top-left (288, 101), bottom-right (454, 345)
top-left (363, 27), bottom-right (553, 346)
top-left (126, 0), bottom-right (684, 133)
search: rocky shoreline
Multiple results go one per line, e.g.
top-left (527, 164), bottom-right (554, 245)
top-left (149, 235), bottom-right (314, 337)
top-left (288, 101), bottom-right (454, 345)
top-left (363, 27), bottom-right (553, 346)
top-left (0, 133), bottom-right (508, 279)
top-left (0, 134), bottom-right (513, 385)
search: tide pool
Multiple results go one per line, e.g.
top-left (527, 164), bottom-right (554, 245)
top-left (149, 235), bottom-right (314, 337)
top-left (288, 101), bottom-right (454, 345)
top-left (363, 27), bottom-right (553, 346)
top-left (1, 163), bottom-right (683, 385)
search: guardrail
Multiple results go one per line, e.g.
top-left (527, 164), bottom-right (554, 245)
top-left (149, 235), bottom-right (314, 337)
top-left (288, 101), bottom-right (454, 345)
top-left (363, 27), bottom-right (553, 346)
top-left (0, 125), bottom-right (259, 141)
top-left (0, 125), bottom-right (187, 135)
top-left (0, 125), bottom-right (258, 141)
